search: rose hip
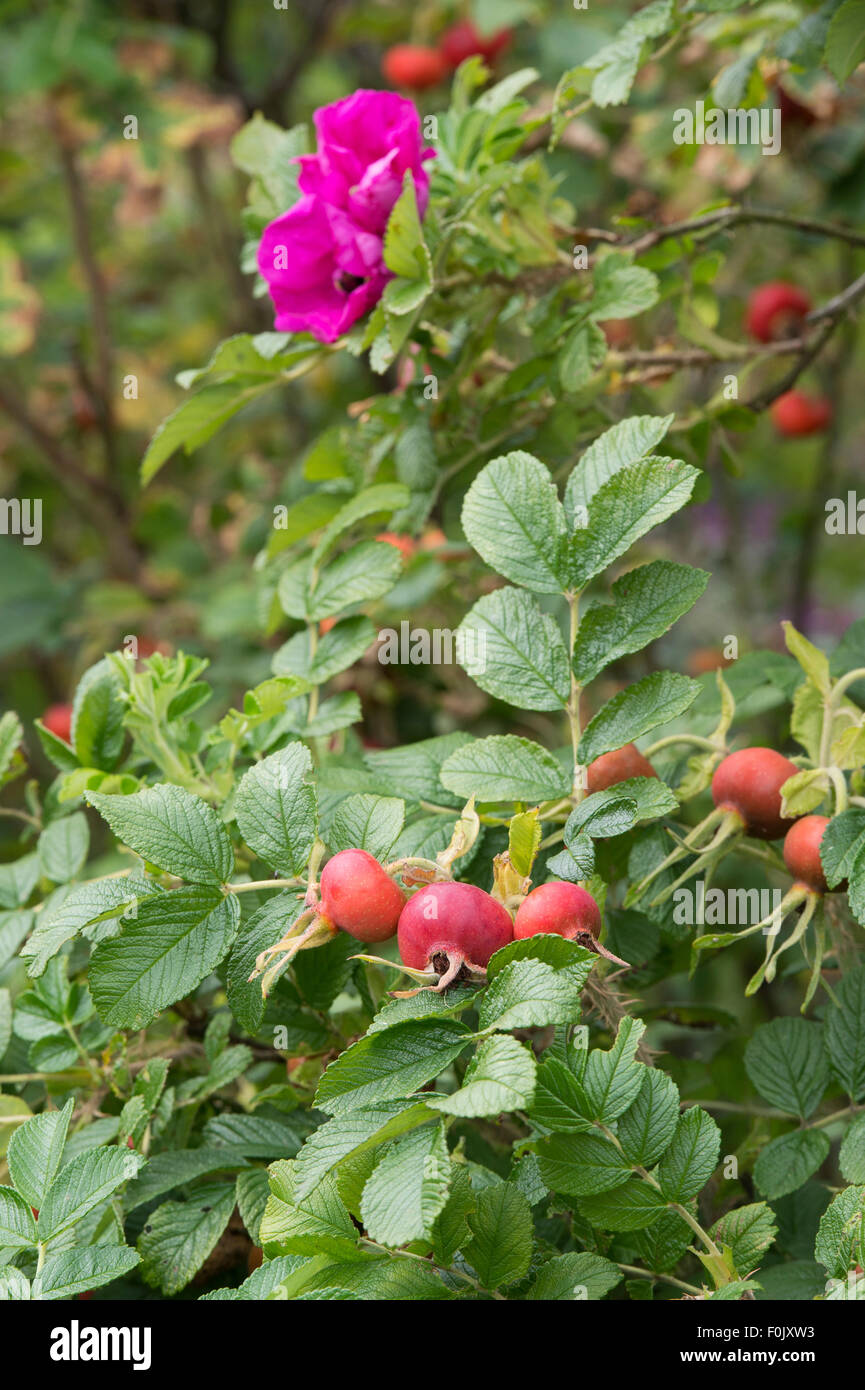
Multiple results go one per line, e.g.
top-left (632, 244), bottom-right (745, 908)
top-left (319, 848), bottom-right (405, 943)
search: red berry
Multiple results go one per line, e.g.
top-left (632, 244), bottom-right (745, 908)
top-left (771, 390), bottom-right (831, 437)
top-left (587, 743), bottom-right (657, 794)
top-left (514, 882), bottom-right (601, 942)
top-left (375, 531), bottom-right (415, 558)
top-left (711, 747), bottom-right (800, 841)
top-left (783, 814), bottom-right (832, 894)
top-left (746, 282), bottom-right (811, 343)
top-left (440, 21), bottom-right (512, 68)
top-left (42, 702), bottom-right (73, 743)
top-left (397, 881), bottom-right (513, 985)
top-left (382, 44), bottom-right (448, 91)
top-left (319, 848), bottom-right (405, 943)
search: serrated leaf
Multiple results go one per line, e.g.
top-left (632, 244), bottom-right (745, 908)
top-left (360, 1122), bottom-right (450, 1246)
top-left (314, 1019), bottom-right (471, 1115)
top-left (234, 743), bottom-right (316, 876)
top-left (90, 888), bottom-right (240, 1030)
top-left (814, 1185), bottom-right (865, 1278)
top-left (478, 957), bottom-right (589, 1032)
top-left (524, 1250), bottom-right (622, 1300)
top-left (7, 1100), bottom-right (73, 1209)
top-left (825, 965), bottom-right (865, 1101)
top-left (21, 876), bottom-right (154, 978)
top-left (427, 1035), bottom-right (536, 1117)
top-left (578, 1176), bottom-right (666, 1231)
top-left (226, 892), bottom-right (305, 1035)
top-left (32, 1245), bottom-right (140, 1300)
top-left (744, 1017), bottom-right (829, 1117)
top-left (37, 1146), bottom-right (143, 1241)
top-left (71, 658), bottom-right (125, 770)
top-left (566, 414), bottom-right (674, 517)
top-left (461, 452), bottom-right (568, 594)
top-left (710, 1202), bottom-right (778, 1277)
top-left (260, 1161), bottom-right (359, 1260)
top-left (327, 794), bottom-right (405, 860)
top-left (825, 0), bottom-right (865, 83)
top-left (87, 784), bottom-right (233, 885)
top-left (293, 1101), bottom-right (433, 1202)
top-left (536, 1131), bottom-right (631, 1197)
top-left (569, 457), bottom-right (699, 589)
top-left (618, 1069), bottom-right (680, 1166)
top-left (573, 561), bottom-right (709, 684)
top-left (582, 1018), bottom-right (647, 1122)
top-left (840, 1112), bottom-right (865, 1183)
top-left (0, 1186), bottom-right (38, 1250)
top-left (578, 672), bottom-right (701, 764)
top-left (755, 1131), bottom-right (831, 1201)
top-left (464, 1182), bottom-right (532, 1289)
top-left (458, 587), bottom-right (570, 711)
top-left (655, 1107), bottom-right (720, 1202)
top-left (37, 813), bottom-right (89, 885)
top-left (139, 1182), bottom-right (236, 1295)
top-left (440, 735), bottom-right (570, 803)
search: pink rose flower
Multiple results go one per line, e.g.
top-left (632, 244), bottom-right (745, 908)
top-left (258, 90), bottom-right (435, 344)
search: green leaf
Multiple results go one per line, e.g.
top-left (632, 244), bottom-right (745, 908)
top-left (591, 254), bottom-right (659, 320)
top-left (710, 1202), bottom-right (778, 1277)
top-left (231, 115), bottom-right (308, 213)
top-left (310, 484), bottom-right (410, 566)
top-left (360, 1122), bottom-right (450, 1246)
top-left (305, 541), bottom-right (404, 621)
top-left (0, 855), bottom-right (40, 910)
top-left (479, 957), bottom-right (590, 1032)
top-left (440, 735), bottom-right (570, 803)
top-left (564, 795), bottom-right (638, 841)
top-left (293, 1101), bottom-right (433, 1202)
top-left (573, 561), bottom-right (709, 685)
top-left (37, 1146), bottom-right (143, 1241)
top-left (840, 1112), bottom-right (865, 1183)
top-left (582, 1018), bottom-right (647, 1122)
top-left (139, 1182), bottom-right (236, 1295)
top-left (755, 1131), bottom-right (831, 1201)
top-left (327, 795), bottom-right (405, 860)
top-left (618, 1069), bottom-right (680, 1166)
top-left (90, 888), bottom-right (240, 1030)
top-left (274, 617), bottom-right (376, 686)
top-left (569, 456), bottom-right (699, 589)
top-left (21, 876), bottom-right (154, 978)
top-left (36, 813), bottom-right (89, 885)
top-left (124, 1148), bottom-right (247, 1213)
top-left (260, 1162), bottom-right (359, 1260)
top-left (655, 1107), bottom-right (721, 1202)
top-left (7, 1100), bottom-right (73, 1209)
top-left (559, 320), bottom-right (607, 392)
top-left (383, 171), bottom-right (431, 283)
top-left (234, 743), bottom-right (316, 877)
top-left (529, 1055), bottom-right (594, 1133)
top-left (461, 452), bottom-right (568, 594)
top-left (814, 1185), bottom-right (865, 1278)
top-left (32, 1245), bottom-right (140, 1300)
top-left (87, 784), bottom-right (233, 885)
top-left (314, 1019), bottom-right (472, 1115)
top-left (569, 779), bottom-right (678, 834)
top-left (825, 0), bottom-right (865, 83)
top-left (226, 893), bottom-right (304, 1034)
top-left (432, 1162), bottom-right (475, 1267)
top-left (426, 1035), bottom-right (536, 1117)
top-left (821, 809), bottom-right (865, 893)
top-left (566, 414), bottom-right (674, 517)
top-left (464, 1182), bottom-right (533, 1289)
top-left (0, 1186), bottom-right (38, 1250)
top-left (782, 620), bottom-right (831, 694)
top-left (745, 1018), bottom-right (829, 1117)
top-left (578, 1177), bottom-right (667, 1231)
top-left (363, 732), bottom-right (471, 806)
top-left (458, 588), bottom-right (570, 711)
top-left (524, 1250), bottom-right (622, 1300)
top-left (825, 965), bottom-right (865, 1101)
top-left (141, 381), bottom-right (277, 485)
top-left (578, 671), bottom-right (701, 764)
top-left (71, 657), bottom-right (125, 770)
top-left (536, 1131), bottom-right (631, 1197)
top-left (0, 711), bottom-right (23, 785)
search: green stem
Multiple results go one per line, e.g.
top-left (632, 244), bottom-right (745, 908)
top-left (227, 878), bottom-right (304, 894)
top-left (617, 1263), bottom-right (704, 1296)
top-left (567, 593), bottom-right (584, 802)
top-left (642, 734), bottom-right (720, 756)
top-left (827, 766), bottom-right (849, 815)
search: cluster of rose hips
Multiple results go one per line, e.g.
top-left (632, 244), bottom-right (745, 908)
top-left (305, 739), bottom-right (839, 994)
top-left (382, 21), bottom-right (511, 93)
top-left (745, 281), bottom-right (832, 437)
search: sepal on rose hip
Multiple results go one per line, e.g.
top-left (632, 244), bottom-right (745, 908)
top-left (397, 881), bottom-right (514, 992)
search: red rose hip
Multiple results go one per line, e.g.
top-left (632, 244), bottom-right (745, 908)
top-left (587, 743), bottom-right (657, 794)
top-left (319, 848), bottom-right (405, 943)
top-left (746, 282), bottom-right (811, 342)
top-left (440, 21), bottom-right (512, 68)
top-left (711, 747), bottom-right (800, 840)
top-left (514, 882), bottom-right (601, 941)
top-left (783, 814), bottom-right (832, 894)
top-left (42, 702), bottom-right (73, 743)
top-left (397, 880), bottom-right (513, 988)
top-left (382, 44), bottom-right (448, 91)
top-left (771, 390), bottom-right (831, 437)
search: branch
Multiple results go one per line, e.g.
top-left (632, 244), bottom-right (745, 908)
top-left (619, 204), bottom-right (865, 258)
